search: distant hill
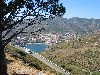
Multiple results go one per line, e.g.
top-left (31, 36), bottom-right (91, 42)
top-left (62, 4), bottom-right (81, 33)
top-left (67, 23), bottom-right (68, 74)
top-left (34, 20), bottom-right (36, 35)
top-left (6, 17), bottom-right (100, 38)
top-left (43, 17), bottom-right (100, 35)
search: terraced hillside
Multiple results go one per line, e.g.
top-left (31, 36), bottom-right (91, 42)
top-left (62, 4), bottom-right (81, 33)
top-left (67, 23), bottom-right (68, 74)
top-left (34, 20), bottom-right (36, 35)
top-left (41, 31), bottom-right (100, 75)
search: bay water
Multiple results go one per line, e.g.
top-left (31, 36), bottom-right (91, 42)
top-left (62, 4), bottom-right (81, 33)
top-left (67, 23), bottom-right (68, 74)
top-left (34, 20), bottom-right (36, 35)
top-left (24, 43), bottom-right (48, 52)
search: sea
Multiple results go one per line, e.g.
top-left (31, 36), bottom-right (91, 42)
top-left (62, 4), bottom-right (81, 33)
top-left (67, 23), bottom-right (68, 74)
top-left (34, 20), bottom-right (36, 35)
top-left (24, 43), bottom-right (48, 53)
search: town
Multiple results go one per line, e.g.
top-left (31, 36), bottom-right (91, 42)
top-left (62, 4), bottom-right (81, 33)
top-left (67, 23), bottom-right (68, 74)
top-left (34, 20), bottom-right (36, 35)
top-left (11, 32), bottom-right (78, 47)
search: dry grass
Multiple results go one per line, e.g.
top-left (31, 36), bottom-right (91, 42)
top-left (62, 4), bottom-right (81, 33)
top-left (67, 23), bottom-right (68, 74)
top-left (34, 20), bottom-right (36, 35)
top-left (6, 53), bottom-right (40, 75)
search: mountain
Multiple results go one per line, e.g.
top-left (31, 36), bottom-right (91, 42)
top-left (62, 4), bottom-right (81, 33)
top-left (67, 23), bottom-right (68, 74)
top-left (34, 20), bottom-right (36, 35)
top-left (6, 17), bottom-right (100, 38)
top-left (42, 17), bottom-right (100, 35)
top-left (40, 31), bottom-right (100, 75)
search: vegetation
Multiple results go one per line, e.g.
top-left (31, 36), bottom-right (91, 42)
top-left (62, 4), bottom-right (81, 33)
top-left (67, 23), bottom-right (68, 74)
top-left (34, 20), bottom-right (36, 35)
top-left (6, 45), bottom-right (63, 75)
top-left (43, 17), bottom-right (100, 35)
top-left (41, 31), bottom-right (100, 75)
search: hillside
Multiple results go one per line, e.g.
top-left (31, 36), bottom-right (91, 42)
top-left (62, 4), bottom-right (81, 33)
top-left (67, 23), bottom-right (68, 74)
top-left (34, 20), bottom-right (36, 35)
top-left (6, 53), bottom-right (43, 75)
top-left (43, 17), bottom-right (100, 35)
top-left (8, 17), bottom-right (100, 38)
top-left (6, 46), bottom-right (63, 75)
top-left (40, 31), bottom-right (100, 75)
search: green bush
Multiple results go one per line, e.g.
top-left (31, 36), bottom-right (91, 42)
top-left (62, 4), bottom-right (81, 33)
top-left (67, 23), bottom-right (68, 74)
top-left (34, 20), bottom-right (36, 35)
top-left (92, 72), bottom-right (100, 75)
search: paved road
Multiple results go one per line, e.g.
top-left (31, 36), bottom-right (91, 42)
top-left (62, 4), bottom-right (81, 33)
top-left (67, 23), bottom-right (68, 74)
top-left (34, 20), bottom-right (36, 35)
top-left (14, 46), bottom-right (70, 75)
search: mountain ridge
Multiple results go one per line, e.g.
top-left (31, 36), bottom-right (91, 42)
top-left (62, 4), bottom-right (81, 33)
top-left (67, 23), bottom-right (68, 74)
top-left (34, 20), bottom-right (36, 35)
top-left (42, 17), bottom-right (100, 35)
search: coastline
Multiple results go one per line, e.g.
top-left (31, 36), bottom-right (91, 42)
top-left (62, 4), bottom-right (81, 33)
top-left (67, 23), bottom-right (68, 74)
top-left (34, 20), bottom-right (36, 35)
top-left (27, 42), bottom-right (46, 45)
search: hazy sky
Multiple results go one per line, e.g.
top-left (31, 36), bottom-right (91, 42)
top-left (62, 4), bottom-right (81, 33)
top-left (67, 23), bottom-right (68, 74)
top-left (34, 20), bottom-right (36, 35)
top-left (60, 0), bottom-right (100, 19)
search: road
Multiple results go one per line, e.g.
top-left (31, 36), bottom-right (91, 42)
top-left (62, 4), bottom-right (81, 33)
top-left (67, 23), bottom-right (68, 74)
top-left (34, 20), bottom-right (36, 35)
top-left (14, 46), bottom-right (70, 75)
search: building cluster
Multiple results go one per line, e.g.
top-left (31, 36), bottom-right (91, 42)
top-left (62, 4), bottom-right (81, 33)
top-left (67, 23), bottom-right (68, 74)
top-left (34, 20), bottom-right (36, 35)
top-left (11, 32), bottom-right (78, 46)
top-left (38, 33), bottom-right (59, 45)
top-left (11, 33), bottom-right (59, 46)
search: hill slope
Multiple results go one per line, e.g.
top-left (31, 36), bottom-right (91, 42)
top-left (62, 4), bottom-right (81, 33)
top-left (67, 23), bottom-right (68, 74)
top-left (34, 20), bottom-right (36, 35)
top-left (6, 46), bottom-right (63, 75)
top-left (43, 17), bottom-right (100, 35)
top-left (41, 31), bottom-right (100, 75)
top-left (9, 17), bottom-right (100, 37)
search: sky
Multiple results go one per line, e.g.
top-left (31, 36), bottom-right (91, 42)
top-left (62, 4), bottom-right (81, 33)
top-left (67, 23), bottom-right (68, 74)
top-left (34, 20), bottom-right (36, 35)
top-left (60, 0), bottom-right (100, 19)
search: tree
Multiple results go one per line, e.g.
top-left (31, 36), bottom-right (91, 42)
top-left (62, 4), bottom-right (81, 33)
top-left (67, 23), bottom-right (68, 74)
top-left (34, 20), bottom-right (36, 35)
top-left (0, 0), bottom-right (66, 75)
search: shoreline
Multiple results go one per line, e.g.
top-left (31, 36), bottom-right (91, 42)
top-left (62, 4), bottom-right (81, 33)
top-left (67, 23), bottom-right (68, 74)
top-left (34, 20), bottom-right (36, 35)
top-left (27, 43), bottom-right (46, 45)
top-left (27, 42), bottom-right (52, 46)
